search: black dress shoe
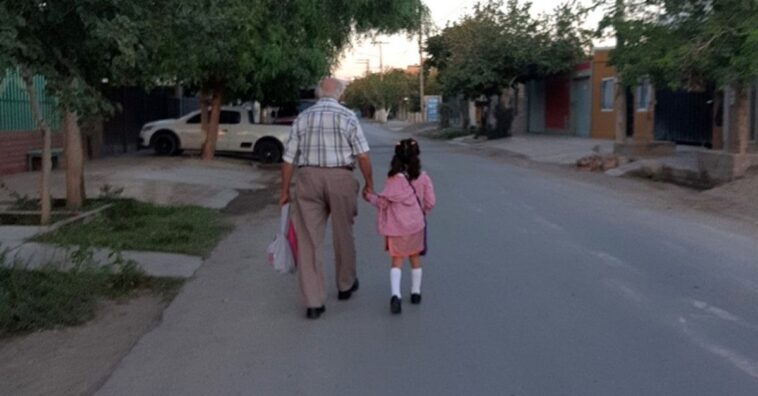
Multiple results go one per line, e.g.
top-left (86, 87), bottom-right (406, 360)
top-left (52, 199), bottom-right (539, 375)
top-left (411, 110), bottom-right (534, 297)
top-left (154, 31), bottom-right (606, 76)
top-left (338, 278), bottom-right (360, 300)
top-left (410, 293), bottom-right (422, 305)
top-left (390, 296), bottom-right (402, 314)
top-left (306, 306), bottom-right (325, 319)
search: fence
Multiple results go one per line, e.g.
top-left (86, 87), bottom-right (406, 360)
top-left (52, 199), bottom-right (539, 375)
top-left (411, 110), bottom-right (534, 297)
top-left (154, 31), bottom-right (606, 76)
top-left (0, 69), bottom-right (60, 131)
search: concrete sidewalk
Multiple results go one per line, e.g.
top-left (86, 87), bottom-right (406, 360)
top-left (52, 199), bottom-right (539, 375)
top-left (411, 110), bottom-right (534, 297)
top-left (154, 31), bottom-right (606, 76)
top-left (1, 153), bottom-right (278, 278)
top-left (0, 153), bottom-right (274, 209)
top-left (453, 134), bottom-right (615, 166)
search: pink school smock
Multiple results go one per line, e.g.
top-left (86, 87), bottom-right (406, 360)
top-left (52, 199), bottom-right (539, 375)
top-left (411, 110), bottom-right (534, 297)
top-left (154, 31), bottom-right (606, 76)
top-left (367, 171), bottom-right (436, 257)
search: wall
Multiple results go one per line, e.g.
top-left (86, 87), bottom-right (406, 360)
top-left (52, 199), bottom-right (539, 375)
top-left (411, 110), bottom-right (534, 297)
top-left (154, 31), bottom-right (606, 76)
top-left (527, 81), bottom-right (546, 133)
top-left (1, 70), bottom-right (65, 175)
top-left (511, 84), bottom-right (528, 135)
top-left (590, 49), bottom-right (617, 139)
top-left (633, 88), bottom-right (655, 141)
top-left (0, 130), bottom-right (64, 175)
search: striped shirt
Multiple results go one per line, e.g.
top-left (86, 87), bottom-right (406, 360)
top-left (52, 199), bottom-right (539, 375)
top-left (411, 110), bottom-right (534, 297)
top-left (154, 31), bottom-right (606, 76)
top-left (282, 98), bottom-right (370, 167)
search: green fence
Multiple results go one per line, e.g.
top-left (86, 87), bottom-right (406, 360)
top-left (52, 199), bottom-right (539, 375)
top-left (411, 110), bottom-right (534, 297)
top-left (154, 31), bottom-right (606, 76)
top-left (0, 69), bottom-right (60, 132)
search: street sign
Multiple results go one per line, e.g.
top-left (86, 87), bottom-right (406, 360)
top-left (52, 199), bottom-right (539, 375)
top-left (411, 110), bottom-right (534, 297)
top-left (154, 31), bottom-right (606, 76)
top-left (425, 95), bottom-right (441, 122)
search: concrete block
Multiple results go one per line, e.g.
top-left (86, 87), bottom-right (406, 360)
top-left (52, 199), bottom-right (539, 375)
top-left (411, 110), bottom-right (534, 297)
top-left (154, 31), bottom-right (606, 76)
top-left (697, 151), bottom-right (758, 183)
top-left (2, 242), bottom-right (202, 278)
top-left (614, 140), bottom-right (676, 157)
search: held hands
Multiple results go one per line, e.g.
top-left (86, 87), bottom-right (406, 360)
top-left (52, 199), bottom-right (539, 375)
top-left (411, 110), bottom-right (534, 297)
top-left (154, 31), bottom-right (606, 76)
top-left (362, 184), bottom-right (374, 202)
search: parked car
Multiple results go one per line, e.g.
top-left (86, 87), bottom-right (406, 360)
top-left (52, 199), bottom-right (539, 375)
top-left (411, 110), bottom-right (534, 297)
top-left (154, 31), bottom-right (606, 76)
top-left (139, 107), bottom-right (290, 162)
top-left (272, 99), bottom-right (317, 125)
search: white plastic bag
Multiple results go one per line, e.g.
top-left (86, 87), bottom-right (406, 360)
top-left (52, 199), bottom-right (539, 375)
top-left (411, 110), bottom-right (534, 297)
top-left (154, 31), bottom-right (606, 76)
top-left (267, 204), bottom-right (295, 274)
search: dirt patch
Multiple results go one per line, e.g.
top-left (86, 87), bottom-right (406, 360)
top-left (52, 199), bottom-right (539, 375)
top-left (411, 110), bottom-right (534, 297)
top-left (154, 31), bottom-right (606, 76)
top-left (0, 294), bottom-right (169, 396)
top-left (222, 185), bottom-right (279, 216)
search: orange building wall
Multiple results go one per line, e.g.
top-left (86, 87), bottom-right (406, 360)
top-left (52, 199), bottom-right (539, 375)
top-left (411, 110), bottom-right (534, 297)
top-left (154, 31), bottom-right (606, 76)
top-left (590, 50), bottom-right (617, 139)
top-left (633, 88), bottom-right (655, 142)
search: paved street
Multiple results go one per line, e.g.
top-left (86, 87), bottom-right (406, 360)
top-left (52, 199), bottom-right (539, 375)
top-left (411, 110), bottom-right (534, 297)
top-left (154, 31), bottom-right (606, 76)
top-left (98, 122), bottom-right (758, 395)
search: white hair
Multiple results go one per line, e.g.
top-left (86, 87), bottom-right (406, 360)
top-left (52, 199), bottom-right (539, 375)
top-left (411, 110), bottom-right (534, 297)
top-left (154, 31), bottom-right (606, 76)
top-left (316, 78), bottom-right (346, 100)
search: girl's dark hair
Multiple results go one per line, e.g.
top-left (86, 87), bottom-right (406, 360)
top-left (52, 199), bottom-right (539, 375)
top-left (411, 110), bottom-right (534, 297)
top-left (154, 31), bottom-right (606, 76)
top-left (388, 138), bottom-right (421, 180)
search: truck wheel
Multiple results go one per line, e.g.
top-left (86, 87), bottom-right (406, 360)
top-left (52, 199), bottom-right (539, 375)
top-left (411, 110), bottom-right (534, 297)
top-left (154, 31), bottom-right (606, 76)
top-left (256, 140), bottom-right (282, 163)
top-left (153, 133), bottom-right (179, 156)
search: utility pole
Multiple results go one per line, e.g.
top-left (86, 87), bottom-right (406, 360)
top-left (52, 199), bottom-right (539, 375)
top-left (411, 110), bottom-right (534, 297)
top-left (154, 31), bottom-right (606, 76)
top-left (372, 40), bottom-right (389, 75)
top-left (614, 0), bottom-right (627, 143)
top-left (418, 14), bottom-right (425, 122)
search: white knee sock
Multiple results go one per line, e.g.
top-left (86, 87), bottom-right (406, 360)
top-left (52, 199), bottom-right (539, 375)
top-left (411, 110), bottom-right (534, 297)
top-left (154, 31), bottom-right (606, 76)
top-left (411, 268), bottom-right (422, 294)
top-left (390, 268), bottom-right (402, 298)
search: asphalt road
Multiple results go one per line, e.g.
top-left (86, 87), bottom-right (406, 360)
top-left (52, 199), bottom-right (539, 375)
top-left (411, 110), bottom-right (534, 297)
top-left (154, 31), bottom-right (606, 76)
top-left (98, 122), bottom-right (758, 396)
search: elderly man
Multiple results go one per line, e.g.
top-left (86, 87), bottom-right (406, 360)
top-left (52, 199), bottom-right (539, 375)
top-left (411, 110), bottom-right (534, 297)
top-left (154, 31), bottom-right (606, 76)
top-left (279, 78), bottom-right (374, 319)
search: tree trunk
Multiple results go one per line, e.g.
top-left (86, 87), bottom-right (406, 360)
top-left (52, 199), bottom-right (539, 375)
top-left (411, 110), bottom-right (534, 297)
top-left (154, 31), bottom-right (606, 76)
top-left (64, 110), bottom-right (85, 210)
top-left (199, 89), bottom-right (210, 148)
top-left (20, 68), bottom-right (53, 225)
top-left (613, 0), bottom-right (627, 142)
top-left (201, 89), bottom-right (222, 160)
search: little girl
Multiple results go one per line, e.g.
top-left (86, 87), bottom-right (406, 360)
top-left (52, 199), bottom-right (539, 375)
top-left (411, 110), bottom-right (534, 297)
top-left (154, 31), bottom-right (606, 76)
top-left (365, 138), bottom-right (436, 314)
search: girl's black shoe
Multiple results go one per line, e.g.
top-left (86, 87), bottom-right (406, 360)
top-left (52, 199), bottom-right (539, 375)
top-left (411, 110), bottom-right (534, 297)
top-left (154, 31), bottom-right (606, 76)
top-left (390, 296), bottom-right (402, 314)
top-left (306, 306), bottom-right (325, 319)
top-left (410, 293), bottom-right (422, 304)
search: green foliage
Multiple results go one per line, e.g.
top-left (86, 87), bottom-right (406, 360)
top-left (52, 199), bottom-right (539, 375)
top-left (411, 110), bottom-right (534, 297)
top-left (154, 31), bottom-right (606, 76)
top-left (1, 1), bottom-right (426, 113)
top-left (601, 0), bottom-right (758, 88)
top-left (344, 69), bottom-right (413, 112)
top-left (141, 0), bottom-right (427, 103)
top-left (0, 248), bottom-right (183, 335)
top-left (0, 1), bottom-right (148, 116)
top-left (0, 3), bottom-right (17, 71)
top-left (426, 0), bottom-right (592, 99)
top-left (35, 199), bottom-right (229, 257)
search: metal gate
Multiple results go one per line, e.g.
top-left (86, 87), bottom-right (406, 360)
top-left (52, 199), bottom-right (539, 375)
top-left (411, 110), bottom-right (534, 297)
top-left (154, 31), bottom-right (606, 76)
top-left (654, 89), bottom-right (713, 147)
top-left (102, 87), bottom-right (194, 155)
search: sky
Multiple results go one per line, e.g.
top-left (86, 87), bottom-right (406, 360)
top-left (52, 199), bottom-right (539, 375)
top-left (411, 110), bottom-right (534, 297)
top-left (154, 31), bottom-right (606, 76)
top-left (333, 0), bottom-right (610, 80)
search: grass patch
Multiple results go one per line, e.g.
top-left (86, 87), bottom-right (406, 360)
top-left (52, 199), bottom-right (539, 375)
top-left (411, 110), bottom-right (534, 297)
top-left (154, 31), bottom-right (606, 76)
top-left (35, 199), bottom-right (229, 257)
top-left (0, 251), bottom-right (183, 336)
top-left (425, 127), bottom-right (473, 140)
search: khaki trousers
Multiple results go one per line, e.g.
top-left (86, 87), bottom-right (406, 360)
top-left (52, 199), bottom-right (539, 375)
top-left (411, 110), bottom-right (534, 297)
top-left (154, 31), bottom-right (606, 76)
top-left (293, 167), bottom-right (359, 308)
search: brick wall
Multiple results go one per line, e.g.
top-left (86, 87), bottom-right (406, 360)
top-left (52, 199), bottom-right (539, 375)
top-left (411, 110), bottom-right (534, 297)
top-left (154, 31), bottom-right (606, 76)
top-left (0, 130), bottom-right (64, 175)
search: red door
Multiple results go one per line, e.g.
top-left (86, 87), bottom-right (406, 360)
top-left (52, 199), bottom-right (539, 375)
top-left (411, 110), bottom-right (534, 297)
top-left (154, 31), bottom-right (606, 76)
top-left (545, 78), bottom-right (570, 131)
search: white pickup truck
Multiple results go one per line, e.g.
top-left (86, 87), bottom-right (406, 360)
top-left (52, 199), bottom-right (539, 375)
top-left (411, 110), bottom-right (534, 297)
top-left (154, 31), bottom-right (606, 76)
top-left (139, 106), bottom-right (290, 162)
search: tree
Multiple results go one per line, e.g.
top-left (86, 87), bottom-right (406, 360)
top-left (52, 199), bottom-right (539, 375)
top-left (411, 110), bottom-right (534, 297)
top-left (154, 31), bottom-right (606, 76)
top-left (599, 0), bottom-right (757, 149)
top-left (144, 0), bottom-right (427, 160)
top-left (344, 70), bottom-right (417, 121)
top-left (600, 0), bottom-right (757, 90)
top-left (1, 4), bottom-right (54, 222)
top-left (426, 0), bottom-right (592, 137)
top-left (2, 1), bottom-right (146, 210)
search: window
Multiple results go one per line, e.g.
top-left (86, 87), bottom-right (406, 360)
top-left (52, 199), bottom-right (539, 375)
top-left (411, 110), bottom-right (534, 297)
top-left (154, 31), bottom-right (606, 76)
top-left (187, 110), bottom-right (241, 124)
top-left (186, 113), bottom-right (201, 124)
top-left (248, 110), bottom-right (256, 124)
top-left (219, 110), bottom-right (241, 124)
top-left (601, 78), bottom-right (615, 111)
top-left (636, 79), bottom-right (651, 111)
